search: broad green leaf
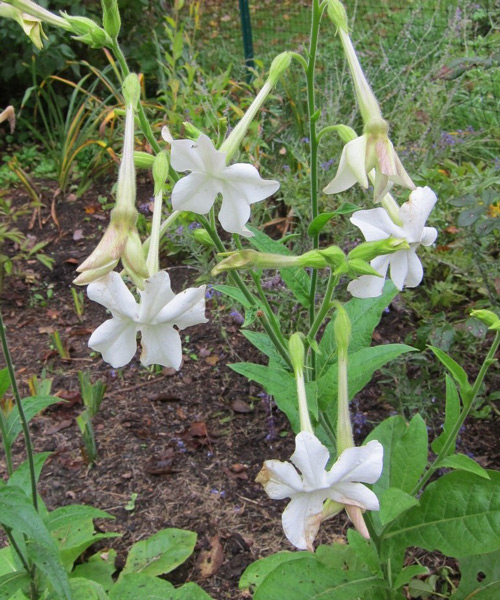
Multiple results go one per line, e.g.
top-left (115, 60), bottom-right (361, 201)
top-left (428, 346), bottom-right (472, 403)
top-left (239, 552), bottom-right (306, 593)
top-left (121, 528), bottom-right (197, 577)
top-left (212, 285), bottom-right (252, 309)
top-left (392, 565), bottom-right (429, 591)
top-left (366, 415), bottom-right (428, 495)
top-left (8, 453), bottom-right (51, 498)
top-left (26, 540), bottom-right (71, 600)
top-left (240, 330), bottom-right (288, 369)
top-left (379, 488), bottom-right (419, 526)
top-left (0, 547), bottom-right (16, 577)
top-left (6, 396), bottom-right (62, 447)
top-left (173, 582), bottom-right (214, 599)
top-left (71, 549), bottom-right (117, 591)
top-left (431, 375), bottom-right (460, 455)
top-left (458, 205), bottom-right (485, 226)
top-left (253, 555), bottom-right (389, 600)
top-left (317, 280), bottom-right (399, 375)
top-left (67, 577), bottom-right (109, 600)
top-left (248, 226), bottom-right (311, 308)
top-left (307, 212), bottom-right (336, 236)
top-left (384, 471), bottom-right (500, 558)
top-left (438, 454), bottom-right (490, 480)
top-left (109, 573), bottom-right (175, 599)
top-left (45, 505), bottom-right (114, 531)
top-left (0, 571), bottom-right (30, 600)
top-left (452, 550), bottom-right (500, 599)
top-left (316, 531), bottom-right (382, 576)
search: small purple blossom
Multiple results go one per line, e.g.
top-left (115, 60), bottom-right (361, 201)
top-left (188, 222), bottom-right (201, 230)
top-left (320, 158), bottom-right (334, 171)
top-left (230, 310), bottom-right (244, 325)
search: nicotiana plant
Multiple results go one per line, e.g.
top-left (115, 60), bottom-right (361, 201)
top-left (1, 0), bottom-right (499, 599)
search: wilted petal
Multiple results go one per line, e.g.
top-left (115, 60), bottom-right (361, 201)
top-left (87, 272), bottom-right (138, 320)
top-left (256, 460), bottom-right (305, 499)
top-left (88, 318), bottom-right (138, 368)
top-left (140, 323), bottom-right (182, 368)
top-left (346, 506), bottom-right (371, 539)
top-left (171, 172), bottom-right (221, 214)
top-left (282, 491), bottom-right (325, 551)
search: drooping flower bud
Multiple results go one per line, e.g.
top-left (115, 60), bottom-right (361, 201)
top-left (268, 51), bottom-right (292, 86)
top-left (134, 151), bottom-right (155, 169)
top-left (101, 0), bottom-right (120, 39)
top-left (193, 228), bottom-right (215, 248)
top-left (333, 303), bottom-right (354, 454)
top-left (60, 12), bottom-right (111, 48)
top-left (327, 0), bottom-right (348, 33)
top-left (4, 0), bottom-right (70, 30)
top-left (0, 2), bottom-right (45, 48)
top-left (470, 309), bottom-right (500, 331)
top-left (288, 333), bottom-right (313, 434)
top-left (347, 237), bottom-right (408, 262)
top-left (152, 151), bottom-right (169, 196)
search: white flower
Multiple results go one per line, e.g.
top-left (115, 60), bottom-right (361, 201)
top-left (348, 186), bottom-right (438, 298)
top-left (169, 133), bottom-right (280, 237)
top-left (257, 431), bottom-right (383, 551)
top-left (87, 271), bottom-right (207, 369)
top-left (323, 130), bottom-right (415, 201)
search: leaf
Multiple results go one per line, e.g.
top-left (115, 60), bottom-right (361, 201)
top-left (8, 453), bottom-right (51, 498)
top-left (384, 471), bottom-right (500, 558)
top-left (452, 550), bottom-right (500, 599)
top-left (458, 205), bottom-right (485, 226)
top-left (0, 572), bottom-right (30, 600)
top-left (109, 573), bottom-right (175, 600)
top-left (27, 540), bottom-right (72, 600)
top-left (239, 552), bottom-right (306, 593)
top-left (366, 415), bottom-right (428, 495)
top-left (67, 577), bottom-right (109, 600)
top-left (121, 528), bottom-right (197, 577)
top-left (428, 346), bottom-right (472, 403)
top-left (379, 488), bottom-right (419, 526)
top-left (431, 375), bottom-right (460, 455)
top-left (438, 454), bottom-right (490, 480)
top-left (6, 395), bottom-right (62, 448)
top-left (392, 565), bottom-right (429, 590)
top-left (307, 212), bottom-right (336, 236)
top-left (0, 547), bottom-right (17, 577)
top-left (0, 367), bottom-right (10, 399)
top-left (71, 549), bottom-right (117, 591)
top-left (316, 531), bottom-right (382, 576)
top-left (317, 281), bottom-right (400, 375)
top-left (211, 285), bottom-right (252, 309)
top-left (253, 555), bottom-right (389, 600)
top-left (240, 330), bottom-right (288, 369)
top-left (172, 582), bottom-right (214, 599)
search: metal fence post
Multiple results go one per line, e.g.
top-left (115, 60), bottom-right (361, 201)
top-left (238, 0), bottom-right (255, 79)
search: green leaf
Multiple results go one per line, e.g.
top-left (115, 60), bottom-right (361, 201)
top-left (67, 577), bottom-right (109, 600)
top-left (428, 346), bottom-right (472, 403)
top-left (307, 212), bottom-right (336, 236)
top-left (240, 331), bottom-right (288, 369)
top-left (0, 572), bottom-right (30, 600)
top-left (6, 395), bottom-right (62, 448)
top-left (316, 531), bottom-right (382, 576)
top-left (318, 281), bottom-right (400, 376)
top-left (26, 540), bottom-right (72, 600)
top-left (121, 528), bottom-right (197, 577)
top-left (438, 454), bottom-right (490, 480)
top-left (0, 547), bottom-right (17, 577)
top-left (8, 453), bottom-right (51, 498)
top-left (452, 550), bottom-right (500, 599)
top-left (431, 375), bottom-right (460, 455)
top-left (239, 552), bottom-right (306, 593)
top-left (253, 555), bottom-right (389, 600)
top-left (392, 565), bottom-right (429, 590)
top-left (366, 415), bottom-right (428, 495)
top-left (0, 367), bottom-right (10, 399)
top-left (384, 471), bottom-right (500, 557)
top-left (71, 549), bottom-right (117, 591)
top-left (109, 573), bottom-right (175, 600)
top-left (211, 285), bottom-right (252, 309)
top-left (458, 205), bottom-right (485, 226)
top-left (379, 488), bottom-right (419, 526)
top-left (172, 582), bottom-right (214, 599)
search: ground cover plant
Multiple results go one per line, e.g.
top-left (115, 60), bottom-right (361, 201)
top-left (0, 0), bottom-right (499, 599)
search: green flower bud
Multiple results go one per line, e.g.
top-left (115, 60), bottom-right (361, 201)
top-left (319, 245), bottom-right (346, 269)
top-left (335, 124), bottom-right (357, 144)
top-left (182, 121), bottom-right (203, 140)
top-left (61, 13), bottom-right (98, 36)
top-left (152, 151), bottom-right (169, 196)
top-left (347, 258), bottom-right (383, 278)
top-left (347, 237), bottom-right (408, 262)
top-left (288, 332), bottom-right (305, 376)
top-left (122, 73), bottom-right (140, 109)
top-left (327, 0), bottom-right (348, 32)
top-left (101, 0), bottom-right (120, 38)
top-left (134, 151), bottom-right (155, 169)
top-left (211, 249), bottom-right (299, 276)
top-left (470, 309), bottom-right (500, 330)
top-left (333, 302), bottom-right (351, 357)
top-left (193, 228), bottom-right (215, 248)
top-left (297, 250), bottom-right (328, 269)
top-left (268, 51), bottom-right (292, 86)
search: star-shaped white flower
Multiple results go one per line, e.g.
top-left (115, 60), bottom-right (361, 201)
top-left (169, 133), bottom-right (280, 237)
top-left (87, 271), bottom-right (207, 369)
top-left (348, 186), bottom-right (438, 298)
top-left (323, 131), bottom-right (415, 201)
top-left (257, 431), bottom-right (383, 551)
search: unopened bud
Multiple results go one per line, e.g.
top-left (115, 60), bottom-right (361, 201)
top-left (288, 332), bottom-right (305, 375)
top-left (122, 73), bottom-right (140, 109)
top-left (335, 124), bottom-right (357, 144)
top-left (470, 309), bottom-right (500, 330)
top-left (61, 13), bottom-right (98, 36)
top-left (101, 0), bottom-right (120, 38)
top-left (122, 230), bottom-right (149, 290)
top-left (193, 228), bottom-right (215, 248)
top-left (347, 259), bottom-right (383, 278)
top-left (297, 250), bottom-right (328, 269)
top-left (152, 151), bottom-right (169, 196)
top-left (134, 151), bottom-right (155, 169)
top-left (182, 121), bottom-right (203, 140)
top-left (211, 249), bottom-right (299, 276)
top-left (333, 302), bottom-right (351, 357)
top-left (268, 51), bottom-right (292, 86)
top-left (348, 237), bottom-right (408, 262)
top-left (327, 0), bottom-right (348, 32)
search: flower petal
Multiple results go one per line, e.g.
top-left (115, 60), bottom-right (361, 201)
top-left (154, 286), bottom-right (208, 329)
top-left (388, 251), bottom-right (409, 290)
top-left (217, 194), bottom-right (253, 237)
top-left (222, 163), bottom-right (280, 204)
top-left (399, 186), bottom-right (437, 243)
top-left (281, 491), bottom-right (326, 551)
top-left (257, 460), bottom-right (304, 499)
top-left (170, 135), bottom-right (226, 174)
top-left (327, 440), bottom-right (384, 485)
top-left (323, 136), bottom-right (369, 194)
top-left (88, 318), bottom-right (138, 368)
top-left (171, 172), bottom-right (220, 214)
top-left (347, 255), bottom-right (390, 298)
top-left (138, 271), bottom-right (176, 323)
top-left (350, 207), bottom-right (403, 241)
top-left (290, 431), bottom-right (330, 490)
top-left (87, 272), bottom-right (138, 320)
top-left (421, 226), bottom-right (438, 247)
top-left (139, 323), bottom-right (182, 369)
top-left (329, 482), bottom-right (380, 511)
top-left (404, 251), bottom-right (424, 288)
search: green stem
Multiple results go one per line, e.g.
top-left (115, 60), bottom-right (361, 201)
top-left (411, 330), bottom-right (500, 496)
top-left (307, 271), bottom-right (339, 343)
top-left (0, 306), bottom-right (38, 511)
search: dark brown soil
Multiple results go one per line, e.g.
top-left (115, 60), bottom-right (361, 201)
top-left (1, 180), bottom-right (499, 599)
